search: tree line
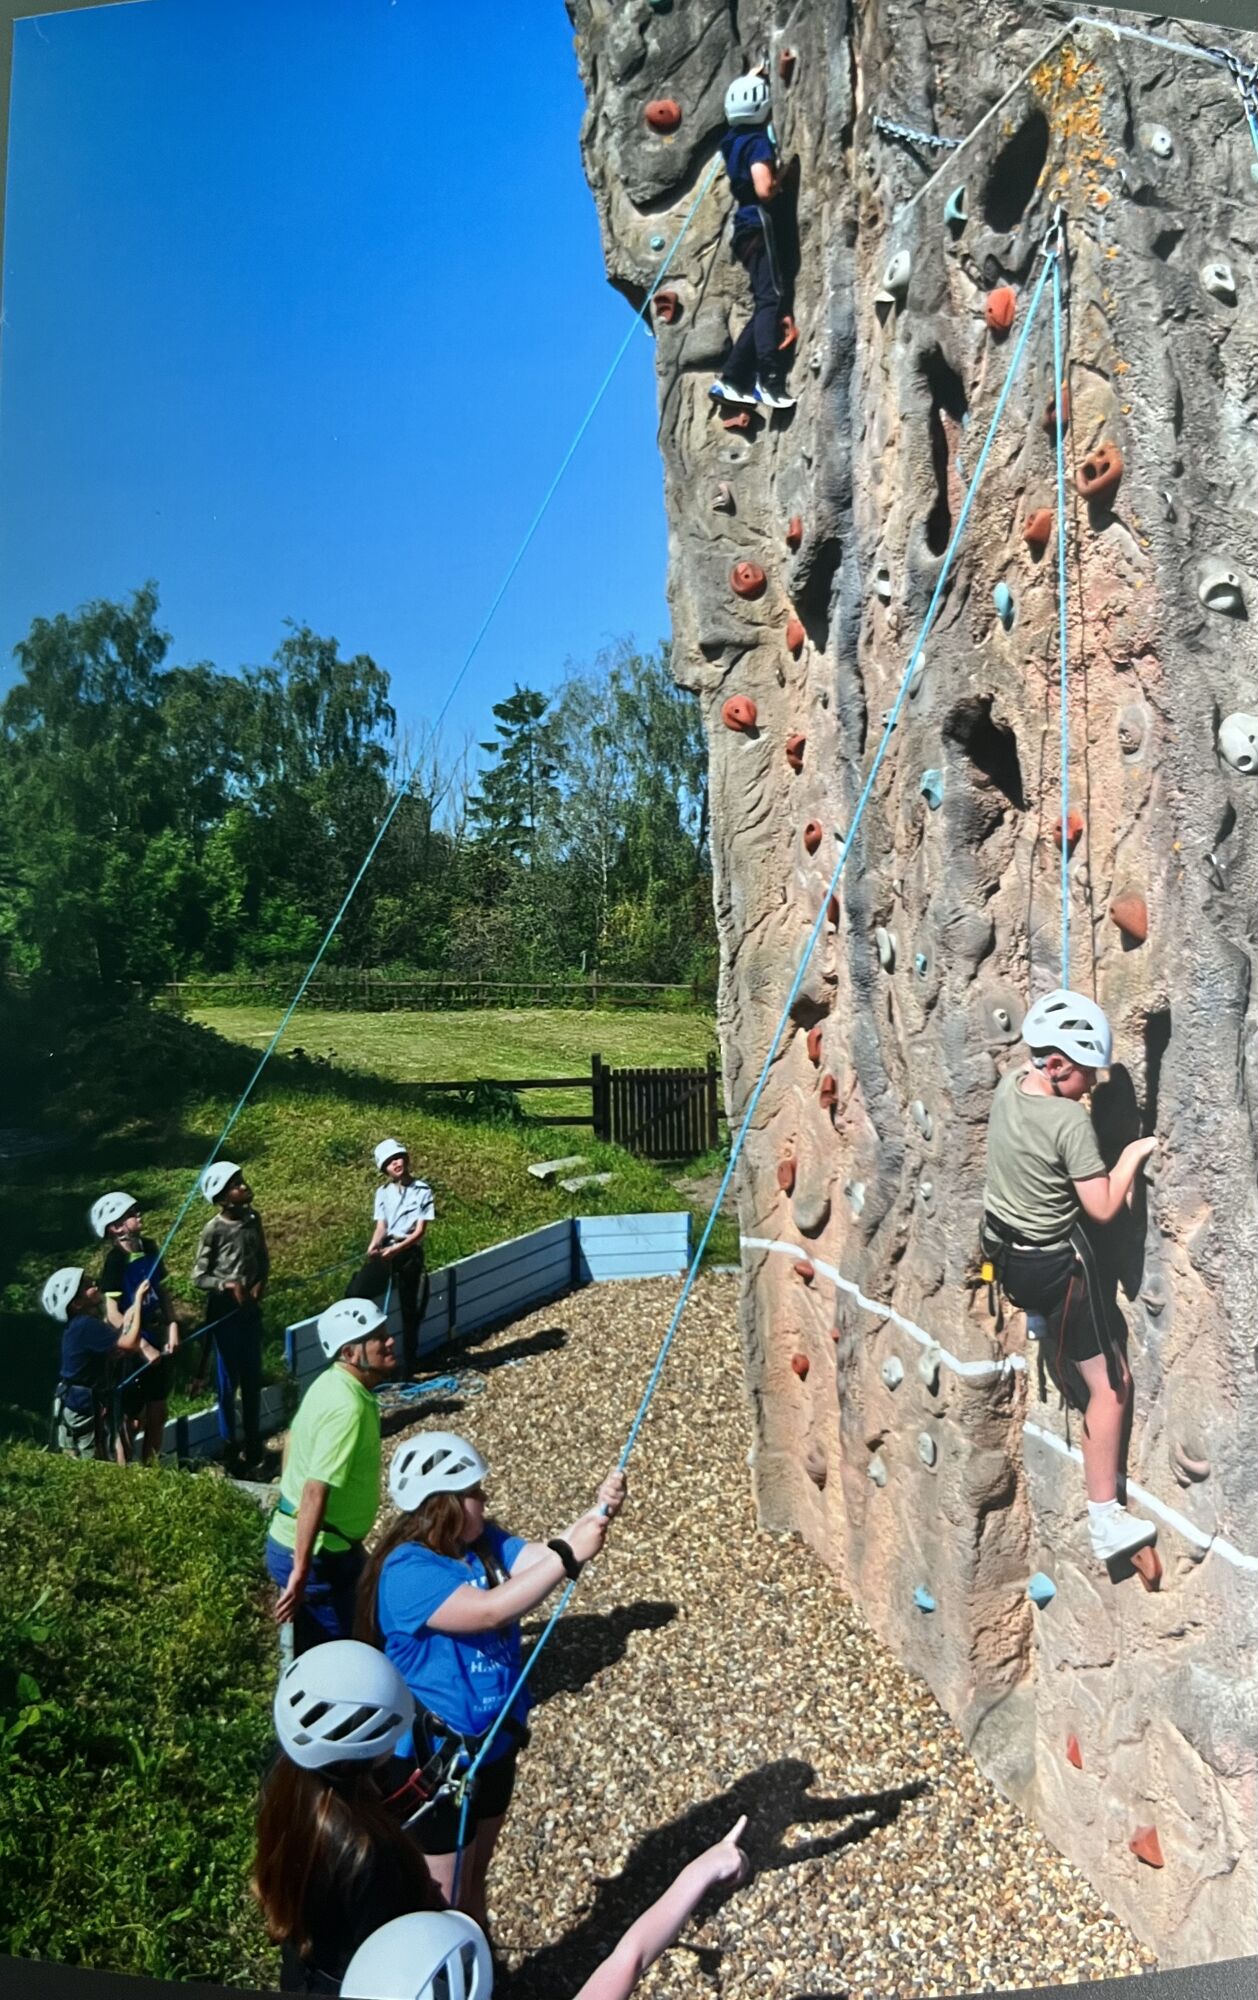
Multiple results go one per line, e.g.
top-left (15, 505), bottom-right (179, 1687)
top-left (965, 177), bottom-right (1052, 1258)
top-left (0, 585), bottom-right (715, 991)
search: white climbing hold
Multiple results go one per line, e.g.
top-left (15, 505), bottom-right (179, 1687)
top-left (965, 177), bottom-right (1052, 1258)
top-left (882, 249), bottom-right (911, 298)
top-left (881, 1356), bottom-right (905, 1389)
top-left (1162, 490), bottom-right (1176, 522)
top-left (1139, 124), bottom-right (1175, 160)
top-left (1219, 713), bottom-right (1258, 775)
top-left (918, 1344), bottom-right (941, 1393)
top-left (907, 653), bottom-right (927, 700)
top-left (846, 1179), bottom-right (867, 1216)
top-left (992, 1006), bottom-right (1012, 1033)
top-left (874, 563), bottom-right (892, 604)
top-left (1198, 561), bottom-right (1247, 615)
top-left (917, 1431), bottom-right (938, 1468)
top-left (1199, 259), bottom-right (1238, 305)
top-left (875, 925), bottom-right (897, 971)
top-left (711, 482), bottom-right (735, 513)
top-left (944, 185), bottom-right (967, 230)
top-left (867, 1452), bottom-right (888, 1487)
top-left (910, 1099), bottom-right (933, 1140)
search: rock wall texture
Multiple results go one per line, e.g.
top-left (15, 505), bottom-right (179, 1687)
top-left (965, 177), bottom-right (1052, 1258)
top-left (569, 0), bottom-right (1258, 1968)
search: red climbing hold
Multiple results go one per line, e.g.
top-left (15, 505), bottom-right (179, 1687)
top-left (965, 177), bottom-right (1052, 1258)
top-left (785, 731), bottom-right (806, 772)
top-left (1053, 809), bottom-right (1085, 852)
top-left (645, 98), bottom-right (683, 133)
top-left (1110, 892), bottom-right (1149, 944)
top-left (786, 515), bottom-right (803, 551)
top-left (722, 695), bottom-right (758, 733)
top-left (806, 1025), bottom-right (823, 1066)
top-left (1132, 1545), bottom-right (1163, 1592)
top-left (653, 289), bottom-right (682, 325)
top-left (786, 615), bottom-right (806, 655)
top-left (721, 410), bottom-right (752, 431)
top-left (1042, 387), bottom-right (1071, 437)
top-left (777, 1157), bottom-right (797, 1194)
top-left (731, 561), bottom-right (768, 600)
top-left (1065, 1734), bottom-right (1084, 1771)
top-left (778, 314), bottom-right (799, 352)
top-left (985, 285), bottom-right (1017, 334)
top-left (793, 1260), bottom-right (816, 1284)
top-left (778, 48), bottom-right (797, 84)
top-left (1130, 1826), bottom-right (1165, 1869)
top-left (791, 1352), bottom-right (810, 1378)
top-left (830, 1325), bottom-right (841, 1342)
top-left (1077, 443), bottom-right (1124, 506)
top-left (1023, 508), bottom-right (1054, 552)
top-left (826, 893), bottom-right (841, 929)
top-left (819, 1072), bottom-right (838, 1112)
top-left (802, 820), bottom-right (823, 855)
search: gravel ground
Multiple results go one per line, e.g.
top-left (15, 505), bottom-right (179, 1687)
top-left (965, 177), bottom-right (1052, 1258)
top-left (378, 1272), bottom-right (1158, 1999)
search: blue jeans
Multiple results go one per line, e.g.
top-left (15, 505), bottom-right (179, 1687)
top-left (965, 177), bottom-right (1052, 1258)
top-left (265, 1535), bottom-right (364, 1656)
top-left (207, 1293), bottom-right (263, 1457)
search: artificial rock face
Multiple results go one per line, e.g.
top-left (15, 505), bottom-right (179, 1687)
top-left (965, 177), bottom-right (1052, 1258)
top-left (569, 0), bottom-right (1258, 1967)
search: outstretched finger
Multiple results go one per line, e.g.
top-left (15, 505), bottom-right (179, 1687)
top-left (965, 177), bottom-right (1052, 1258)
top-left (723, 1814), bottom-right (748, 1846)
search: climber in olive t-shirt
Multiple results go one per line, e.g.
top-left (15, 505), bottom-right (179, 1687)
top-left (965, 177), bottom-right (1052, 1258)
top-left (266, 1297), bottom-right (396, 1654)
top-left (981, 989), bottom-right (1158, 1569)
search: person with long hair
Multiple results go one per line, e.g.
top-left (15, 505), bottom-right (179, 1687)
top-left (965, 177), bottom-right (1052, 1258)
top-left (358, 1431), bottom-right (627, 1934)
top-left (253, 1638), bottom-right (444, 1995)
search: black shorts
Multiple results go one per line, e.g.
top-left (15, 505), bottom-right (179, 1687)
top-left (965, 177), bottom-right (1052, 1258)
top-left (121, 1351), bottom-right (175, 1415)
top-left (410, 1748), bottom-right (520, 1855)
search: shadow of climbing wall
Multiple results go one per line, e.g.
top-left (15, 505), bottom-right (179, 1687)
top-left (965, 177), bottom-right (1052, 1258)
top-left (567, 0), bottom-right (1258, 1967)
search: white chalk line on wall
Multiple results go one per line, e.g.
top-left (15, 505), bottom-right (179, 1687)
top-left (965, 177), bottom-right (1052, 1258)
top-left (740, 1235), bottom-right (1258, 1576)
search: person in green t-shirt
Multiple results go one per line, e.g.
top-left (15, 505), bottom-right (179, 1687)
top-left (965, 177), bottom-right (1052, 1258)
top-left (981, 989), bottom-right (1158, 1568)
top-left (266, 1297), bottom-right (397, 1654)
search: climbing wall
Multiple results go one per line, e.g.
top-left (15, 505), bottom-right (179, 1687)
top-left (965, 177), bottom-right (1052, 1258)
top-left (569, 0), bottom-right (1258, 1967)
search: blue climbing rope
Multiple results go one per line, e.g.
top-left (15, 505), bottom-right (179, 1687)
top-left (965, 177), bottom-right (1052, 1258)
top-left (144, 153), bottom-right (723, 1285)
top-left (1050, 246), bottom-right (1071, 984)
top-left (448, 230), bottom-right (1066, 1892)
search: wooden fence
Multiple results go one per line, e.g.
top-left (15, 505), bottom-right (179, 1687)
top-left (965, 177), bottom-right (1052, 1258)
top-left (408, 1054), bottom-right (722, 1159)
top-left (157, 972), bottom-right (715, 1013)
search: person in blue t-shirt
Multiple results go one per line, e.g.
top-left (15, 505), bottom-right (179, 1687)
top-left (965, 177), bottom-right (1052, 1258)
top-left (710, 68), bottom-right (797, 412)
top-left (93, 1190), bottom-right (181, 1466)
top-left (40, 1266), bottom-right (159, 1462)
top-left (357, 1430), bottom-right (627, 1935)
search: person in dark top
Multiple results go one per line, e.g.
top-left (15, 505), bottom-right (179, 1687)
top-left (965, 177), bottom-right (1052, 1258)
top-left (254, 1639), bottom-right (443, 1995)
top-left (93, 1190), bottom-right (180, 1466)
top-left (191, 1159), bottom-right (271, 1474)
top-left (40, 1266), bottom-right (158, 1462)
top-left (709, 68), bottom-right (796, 411)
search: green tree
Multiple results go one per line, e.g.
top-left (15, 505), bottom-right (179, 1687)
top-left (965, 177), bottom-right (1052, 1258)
top-left (467, 686), bottom-right (558, 866)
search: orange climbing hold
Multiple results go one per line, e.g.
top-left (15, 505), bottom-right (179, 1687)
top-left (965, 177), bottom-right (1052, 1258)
top-left (778, 47), bottom-right (797, 84)
top-left (731, 560), bottom-right (767, 599)
top-left (793, 1259), bottom-right (816, 1284)
top-left (791, 1352), bottom-right (810, 1378)
top-left (1132, 1545), bottom-right (1163, 1591)
top-left (778, 313), bottom-right (799, 351)
top-left (826, 893), bottom-right (841, 928)
top-left (785, 731), bottom-right (806, 772)
top-left (830, 1325), bottom-right (841, 1342)
top-left (786, 615), bottom-right (806, 655)
top-left (721, 410), bottom-right (752, 431)
top-left (1053, 809), bottom-right (1085, 852)
top-left (1110, 892), bottom-right (1149, 944)
top-left (1065, 1735), bottom-right (1084, 1771)
top-left (721, 695), bottom-right (758, 732)
top-left (1077, 443), bottom-right (1124, 505)
top-left (806, 1025), bottom-right (823, 1065)
top-left (777, 1157), bottom-right (797, 1194)
top-left (985, 285), bottom-right (1017, 334)
top-left (786, 515), bottom-right (803, 551)
top-left (1023, 508), bottom-right (1054, 552)
top-left (644, 98), bottom-right (683, 133)
top-left (1042, 387), bottom-right (1071, 436)
top-left (653, 289), bottom-right (682, 325)
top-left (802, 820), bottom-right (823, 855)
top-left (1130, 1826), bottom-right (1165, 1869)
top-left (819, 1072), bottom-right (838, 1112)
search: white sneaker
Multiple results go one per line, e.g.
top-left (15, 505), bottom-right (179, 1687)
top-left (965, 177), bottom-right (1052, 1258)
top-left (755, 378), bottom-right (797, 409)
top-left (1089, 1506), bottom-right (1157, 1564)
top-left (709, 378), bottom-right (757, 405)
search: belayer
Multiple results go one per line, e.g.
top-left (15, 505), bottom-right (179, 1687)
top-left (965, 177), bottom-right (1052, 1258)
top-left (709, 68), bottom-right (796, 412)
top-left (40, 1266), bottom-right (157, 1462)
top-left (93, 1189), bottom-right (181, 1466)
top-left (981, 989), bottom-right (1158, 1566)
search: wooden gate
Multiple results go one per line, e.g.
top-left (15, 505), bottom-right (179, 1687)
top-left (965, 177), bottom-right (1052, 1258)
top-left (591, 1052), bottom-right (720, 1160)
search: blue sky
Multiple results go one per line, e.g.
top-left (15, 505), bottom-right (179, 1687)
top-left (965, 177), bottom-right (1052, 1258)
top-left (0, 0), bottom-right (669, 747)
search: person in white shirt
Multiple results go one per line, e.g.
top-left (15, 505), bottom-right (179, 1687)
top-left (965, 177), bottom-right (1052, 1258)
top-left (346, 1139), bottom-right (435, 1378)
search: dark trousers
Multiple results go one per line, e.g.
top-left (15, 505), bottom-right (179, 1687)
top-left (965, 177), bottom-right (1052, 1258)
top-left (726, 214), bottom-right (786, 389)
top-left (207, 1292), bottom-right (263, 1458)
top-left (265, 1537), bottom-right (364, 1656)
top-left (347, 1248), bottom-right (429, 1374)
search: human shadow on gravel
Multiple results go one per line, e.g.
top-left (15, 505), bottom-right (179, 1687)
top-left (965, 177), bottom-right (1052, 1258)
top-left (425, 1325), bottom-right (569, 1376)
top-left (521, 1600), bottom-right (678, 1701)
top-left (498, 1757), bottom-right (927, 1999)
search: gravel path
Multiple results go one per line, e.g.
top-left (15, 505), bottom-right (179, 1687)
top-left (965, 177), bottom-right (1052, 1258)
top-left (380, 1272), bottom-right (1157, 1999)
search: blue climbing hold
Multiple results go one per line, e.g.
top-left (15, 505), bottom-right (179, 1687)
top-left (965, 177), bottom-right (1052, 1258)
top-left (1027, 1571), bottom-right (1057, 1607)
top-left (919, 768), bottom-right (944, 811)
top-left (914, 1586), bottom-right (937, 1613)
top-left (649, 233), bottom-right (667, 252)
top-left (914, 951), bottom-right (930, 977)
top-left (944, 185), bottom-right (967, 231)
top-left (993, 582), bottom-right (1015, 630)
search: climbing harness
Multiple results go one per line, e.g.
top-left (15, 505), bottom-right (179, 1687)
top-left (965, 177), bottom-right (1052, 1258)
top-left (872, 113), bottom-right (960, 152)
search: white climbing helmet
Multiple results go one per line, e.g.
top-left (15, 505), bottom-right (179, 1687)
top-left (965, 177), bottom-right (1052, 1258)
top-left (374, 1138), bottom-right (408, 1172)
top-left (273, 1639), bottom-right (414, 1772)
top-left (1022, 988), bottom-right (1114, 1069)
top-left (389, 1431), bottom-right (487, 1514)
top-left (201, 1159), bottom-right (243, 1204)
top-left (342, 1911), bottom-right (493, 2000)
top-left (41, 1266), bottom-right (87, 1323)
top-left (725, 72), bottom-right (771, 126)
top-left (89, 1190), bottom-right (139, 1240)
top-left (317, 1297), bottom-right (388, 1361)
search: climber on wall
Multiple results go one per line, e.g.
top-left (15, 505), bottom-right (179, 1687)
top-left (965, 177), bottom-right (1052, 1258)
top-left (709, 68), bottom-right (796, 412)
top-left (980, 990), bottom-right (1159, 1567)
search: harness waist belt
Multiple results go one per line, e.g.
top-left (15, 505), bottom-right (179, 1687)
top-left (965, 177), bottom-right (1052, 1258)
top-left (983, 1211), bottom-right (1072, 1254)
top-left (274, 1492), bottom-right (359, 1553)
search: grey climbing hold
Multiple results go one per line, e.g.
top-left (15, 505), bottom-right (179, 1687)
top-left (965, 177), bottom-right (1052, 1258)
top-left (993, 1006), bottom-right (1012, 1033)
top-left (711, 482), bottom-right (735, 513)
top-left (881, 1356), bottom-right (905, 1389)
top-left (914, 950), bottom-right (930, 977)
top-left (1117, 705), bottom-right (1147, 763)
top-left (875, 925), bottom-right (897, 971)
top-left (993, 581), bottom-right (1015, 630)
top-left (944, 185), bottom-right (967, 231)
top-left (1139, 124), bottom-right (1175, 160)
top-left (1027, 1572), bottom-right (1057, 1607)
top-left (882, 249), bottom-right (911, 298)
top-left (1163, 490), bottom-right (1177, 523)
top-left (1198, 561), bottom-right (1247, 615)
top-left (649, 233), bottom-right (666, 252)
top-left (917, 1431), bottom-right (938, 1469)
top-left (919, 768), bottom-right (944, 811)
top-left (908, 654), bottom-right (927, 700)
top-left (845, 1179), bottom-right (867, 1217)
top-left (1199, 259), bottom-right (1238, 305)
top-left (910, 1099), bottom-right (934, 1140)
top-left (867, 1452), bottom-right (888, 1487)
top-left (1171, 1441), bottom-right (1211, 1487)
top-left (918, 1344), bottom-right (941, 1393)
top-left (1219, 713), bottom-right (1258, 775)
top-left (913, 1586), bottom-right (936, 1612)
top-left (874, 562), bottom-right (893, 604)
